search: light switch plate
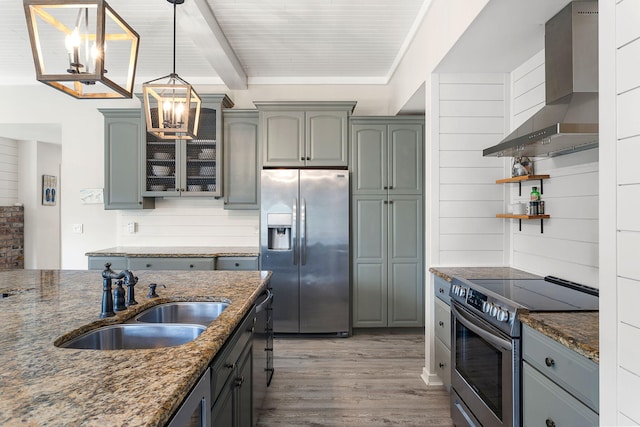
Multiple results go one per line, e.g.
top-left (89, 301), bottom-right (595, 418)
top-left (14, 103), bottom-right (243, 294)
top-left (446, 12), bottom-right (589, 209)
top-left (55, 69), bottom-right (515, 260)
top-left (72, 224), bottom-right (83, 234)
top-left (127, 222), bottom-right (137, 233)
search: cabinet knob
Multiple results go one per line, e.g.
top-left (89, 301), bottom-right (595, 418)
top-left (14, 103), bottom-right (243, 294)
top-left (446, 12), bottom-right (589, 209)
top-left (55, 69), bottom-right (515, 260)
top-left (389, 186), bottom-right (393, 190)
top-left (146, 264), bottom-right (151, 268)
top-left (189, 264), bottom-right (194, 268)
top-left (544, 357), bottom-right (555, 367)
top-left (439, 362), bottom-right (446, 368)
top-left (235, 262), bottom-right (240, 267)
top-left (438, 321), bottom-right (444, 327)
top-left (545, 418), bottom-right (556, 427)
top-left (234, 376), bottom-right (244, 387)
top-left (224, 362), bottom-right (236, 370)
top-left (301, 157), bottom-right (305, 161)
top-left (384, 186), bottom-right (388, 190)
top-left (306, 157), bottom-right (311, 161)
top-left (439, 288), bottom-right (445, 294)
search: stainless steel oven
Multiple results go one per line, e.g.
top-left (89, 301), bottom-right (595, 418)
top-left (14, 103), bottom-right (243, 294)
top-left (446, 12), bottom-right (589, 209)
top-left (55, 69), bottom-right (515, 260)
top-left (448, 276), bottom-right (599, 427)
top-left (451, 301), bottom-right (519, 427)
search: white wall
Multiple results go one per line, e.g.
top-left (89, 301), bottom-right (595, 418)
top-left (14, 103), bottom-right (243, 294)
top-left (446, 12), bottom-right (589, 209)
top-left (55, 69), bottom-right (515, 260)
top-left (18, 140), bottom-right (61, 269)
top-left (0, 137), bottom-right (19, 206)
top-left (508, 52), bottom-right (600, 287)
top-left (431, 73), bottom-right (507, 266)
top-left (600, 0), bottom-right (640, 424)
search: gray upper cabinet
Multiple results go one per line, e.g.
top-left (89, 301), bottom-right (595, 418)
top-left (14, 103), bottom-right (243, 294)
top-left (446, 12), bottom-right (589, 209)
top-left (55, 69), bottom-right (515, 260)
top-left (100, 109), bottom-right (154, 210)
top-left (223, 110), bottom-right (260, 209)
top-left (351, 117), bottom-right (423, 195)
top-left (142, 94), bottom-right (233, 198)
top-left (256, 101), bottom-right (355, 168)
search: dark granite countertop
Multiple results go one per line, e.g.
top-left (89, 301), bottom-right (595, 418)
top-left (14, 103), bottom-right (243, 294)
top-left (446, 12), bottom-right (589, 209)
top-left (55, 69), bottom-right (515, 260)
top-left (519, 311), bottom-right (599, 363)
top-left (0, 269), bottom-right (270, 426)
top-left (429, 266), bottom-right (542, 282)
top-left (86, 246), bottom-right (259, 258)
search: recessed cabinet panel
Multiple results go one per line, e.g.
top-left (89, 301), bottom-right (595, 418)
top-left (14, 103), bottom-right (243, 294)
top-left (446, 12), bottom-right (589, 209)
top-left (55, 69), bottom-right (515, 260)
top-left (351, 125), bottom-right (387, 193)
top-left (101, 109), bottom-right (154, 210)
top-left (389, 124), bottom-right (423, 194)
top-left (354, 264), bottom-right (387, 326)
top-left (261, 111), bottom-right (305, 167)
top-left (306, 110), bottom-right (348, 166)
top-left (223, 112), bottom-right (260, 209)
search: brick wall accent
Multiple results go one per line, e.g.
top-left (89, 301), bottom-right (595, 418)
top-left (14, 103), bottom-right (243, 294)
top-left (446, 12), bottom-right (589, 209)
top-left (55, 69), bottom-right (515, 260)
top-left (0, 206), bottom-right (24, 270)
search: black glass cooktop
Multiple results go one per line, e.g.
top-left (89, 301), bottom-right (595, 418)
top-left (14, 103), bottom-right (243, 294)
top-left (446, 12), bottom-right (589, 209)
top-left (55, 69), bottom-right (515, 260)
top-left (465, 276), bottom-right (599, 311)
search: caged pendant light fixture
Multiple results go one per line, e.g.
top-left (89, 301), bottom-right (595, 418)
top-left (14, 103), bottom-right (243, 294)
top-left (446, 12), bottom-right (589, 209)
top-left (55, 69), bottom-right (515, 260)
top-left (23, 0), bottom-right (140, 99)
top-left (142, 0), bottom-right (201, 140)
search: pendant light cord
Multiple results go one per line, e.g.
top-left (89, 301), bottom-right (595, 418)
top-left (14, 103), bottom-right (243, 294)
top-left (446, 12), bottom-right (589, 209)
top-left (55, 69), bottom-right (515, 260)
top-left (172, 0), bottom-right (177, 76)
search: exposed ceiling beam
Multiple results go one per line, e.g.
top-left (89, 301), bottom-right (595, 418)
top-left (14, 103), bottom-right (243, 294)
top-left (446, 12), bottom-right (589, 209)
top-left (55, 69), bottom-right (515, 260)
top-left (178, 0), bottom-right (247, 89)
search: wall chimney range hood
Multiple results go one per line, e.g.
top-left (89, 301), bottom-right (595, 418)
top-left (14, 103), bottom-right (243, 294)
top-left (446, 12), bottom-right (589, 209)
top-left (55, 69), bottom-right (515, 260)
top-left (483, 1), bottom-right (598, 158)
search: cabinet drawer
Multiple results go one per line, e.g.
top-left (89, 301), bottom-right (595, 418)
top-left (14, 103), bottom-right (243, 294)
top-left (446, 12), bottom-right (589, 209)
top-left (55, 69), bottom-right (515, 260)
top-left (211, 307), bottom-right (256, 401)
top-left (128, 257), bottom-right (214, 270)
top-left (434, 297), bottom-right (451, 348)
top-left (88, 256), bottom-right (127, 271)
top-left (523, 324), bottom-right (599, 412)
top-left (434, 337), bottom-right (451, 391)
top-left (434, 275), bottom-right (451, 305)
top-left (216, 256), bottom-right (259, 270)
top-left (523, 362), bottom-right (599, 426)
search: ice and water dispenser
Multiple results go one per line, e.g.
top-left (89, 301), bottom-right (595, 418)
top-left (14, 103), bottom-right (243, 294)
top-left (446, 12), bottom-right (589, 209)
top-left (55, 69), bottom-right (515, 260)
top-left (267, 213), bottom-right (292, 250)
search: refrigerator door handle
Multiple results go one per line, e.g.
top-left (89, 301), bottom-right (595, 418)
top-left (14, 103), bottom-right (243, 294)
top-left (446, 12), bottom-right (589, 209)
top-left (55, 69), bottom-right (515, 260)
top-left (292, 198), bottom-right (298, 265)
top-left (301, 198), bottom-right (307, 265)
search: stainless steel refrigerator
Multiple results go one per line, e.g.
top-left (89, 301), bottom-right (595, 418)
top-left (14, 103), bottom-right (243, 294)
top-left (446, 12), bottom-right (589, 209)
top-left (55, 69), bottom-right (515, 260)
top-left (260, 169), bottom-right (350, 335)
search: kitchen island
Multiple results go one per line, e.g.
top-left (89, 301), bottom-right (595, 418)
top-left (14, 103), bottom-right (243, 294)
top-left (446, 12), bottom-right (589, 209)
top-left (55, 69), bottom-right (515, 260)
top-left (0, 269), bottom-right (271, 426)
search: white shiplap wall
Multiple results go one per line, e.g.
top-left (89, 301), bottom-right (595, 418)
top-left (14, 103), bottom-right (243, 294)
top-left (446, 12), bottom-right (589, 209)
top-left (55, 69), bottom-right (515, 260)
top-left (116, 198), bottom-right (259, 247)
top-left (436, 73), bottom-right (507, 265)
top-left (0, 137), bottom-right (18, 206)
top-left (607, 0), bottom-right (640, 424)
top-left (508, 52), bottom-right (600, 287)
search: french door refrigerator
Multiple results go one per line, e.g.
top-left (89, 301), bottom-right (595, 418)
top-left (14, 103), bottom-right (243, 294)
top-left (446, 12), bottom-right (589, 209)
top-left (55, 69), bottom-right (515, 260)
top-left (260, 169), bottom-right (350, 335)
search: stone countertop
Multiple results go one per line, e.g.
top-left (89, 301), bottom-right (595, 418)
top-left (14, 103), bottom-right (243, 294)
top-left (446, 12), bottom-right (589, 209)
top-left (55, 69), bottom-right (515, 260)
top-left (429, 266), bottom-right (542, 282)
top-left (519, 311), bottom-right (599, 363)
top-left (85, 246), bottom-right (259, 258)
top-left (0, 269), bottom-right (271, 426)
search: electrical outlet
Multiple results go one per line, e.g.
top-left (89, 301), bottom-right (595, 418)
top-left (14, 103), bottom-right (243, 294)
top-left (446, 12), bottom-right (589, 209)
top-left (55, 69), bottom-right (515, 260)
top-left (72, 224), bottom-right (83, 234)
top-left (127, 222), bottom-right (137, 233)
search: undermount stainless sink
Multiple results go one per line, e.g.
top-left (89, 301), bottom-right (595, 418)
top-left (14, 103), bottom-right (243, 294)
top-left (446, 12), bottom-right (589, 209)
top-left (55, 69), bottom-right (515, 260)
top-left (57, 324), bottom-right (206, 350)
top-left (135, 302), bottom-right (229, 326)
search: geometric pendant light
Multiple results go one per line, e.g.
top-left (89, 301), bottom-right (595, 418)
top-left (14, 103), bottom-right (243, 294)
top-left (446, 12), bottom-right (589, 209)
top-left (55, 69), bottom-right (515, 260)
top-left (142, 0), bottom-right (201, 140)
top-left (23, 0), bottom-right (140, 99)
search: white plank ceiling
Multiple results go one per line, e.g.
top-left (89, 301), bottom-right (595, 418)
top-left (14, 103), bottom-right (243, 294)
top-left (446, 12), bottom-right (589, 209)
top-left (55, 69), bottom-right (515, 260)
top-left (1, 0), bottom-right (430, 88)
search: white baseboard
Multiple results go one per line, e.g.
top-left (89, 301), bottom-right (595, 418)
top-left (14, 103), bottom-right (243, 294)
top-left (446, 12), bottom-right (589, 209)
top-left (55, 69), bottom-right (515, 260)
top-left (421, 367), bottom-right (444, 388)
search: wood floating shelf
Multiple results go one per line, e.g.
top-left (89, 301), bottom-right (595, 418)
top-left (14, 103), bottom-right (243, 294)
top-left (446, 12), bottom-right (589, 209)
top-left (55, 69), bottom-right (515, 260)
top-left (496, 214), bottom-right (550, 233)
top-left (496, 214), bottom-right (550, 219)
top-left (495, 175), bottom-right (550, 184)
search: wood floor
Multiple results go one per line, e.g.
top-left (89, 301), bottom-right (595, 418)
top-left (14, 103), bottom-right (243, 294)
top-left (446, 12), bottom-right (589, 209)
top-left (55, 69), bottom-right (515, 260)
top-left (255, 329), bottom-right (454, 426)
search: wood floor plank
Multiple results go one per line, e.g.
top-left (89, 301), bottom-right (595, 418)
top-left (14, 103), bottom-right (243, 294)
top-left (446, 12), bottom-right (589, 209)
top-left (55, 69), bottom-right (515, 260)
top-left (256, 329), bottom-right (454, 427)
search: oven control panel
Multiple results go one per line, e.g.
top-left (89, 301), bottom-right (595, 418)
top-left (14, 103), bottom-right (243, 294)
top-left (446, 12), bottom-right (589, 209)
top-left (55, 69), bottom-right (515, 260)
top-left (451, 282), bottom-right (513, 324)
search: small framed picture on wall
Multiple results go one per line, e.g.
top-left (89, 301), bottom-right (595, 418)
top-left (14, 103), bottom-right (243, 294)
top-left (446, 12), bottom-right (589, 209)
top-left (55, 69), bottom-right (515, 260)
top-left (42, 175), bottom-right (57, 206)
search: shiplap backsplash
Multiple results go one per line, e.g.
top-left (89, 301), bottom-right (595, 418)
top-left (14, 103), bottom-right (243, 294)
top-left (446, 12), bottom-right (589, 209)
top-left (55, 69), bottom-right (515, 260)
top-left (613, 0), bottom-right (640, 423)
top-left (116, 198), bottom-right (259, 247)
top-left (508, 51), bottom-right (599, 287)
top-left (0, 137), bottom-right (19, 206)
top-left (436, 73), bottom-right (507, 266)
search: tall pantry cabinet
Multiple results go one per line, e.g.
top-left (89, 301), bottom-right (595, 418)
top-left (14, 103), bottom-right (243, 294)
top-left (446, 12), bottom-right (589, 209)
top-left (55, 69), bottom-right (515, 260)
top-left (350, 117), bottom-right (424, 327)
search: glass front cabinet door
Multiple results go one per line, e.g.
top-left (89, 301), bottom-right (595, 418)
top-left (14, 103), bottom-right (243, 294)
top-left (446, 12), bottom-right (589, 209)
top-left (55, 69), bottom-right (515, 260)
top-left (143, 95), bottom-right (233, 198)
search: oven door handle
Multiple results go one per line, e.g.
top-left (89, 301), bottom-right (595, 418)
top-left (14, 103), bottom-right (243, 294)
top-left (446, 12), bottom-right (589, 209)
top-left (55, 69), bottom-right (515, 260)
top-left (451, 303), bottom-right (512, 351)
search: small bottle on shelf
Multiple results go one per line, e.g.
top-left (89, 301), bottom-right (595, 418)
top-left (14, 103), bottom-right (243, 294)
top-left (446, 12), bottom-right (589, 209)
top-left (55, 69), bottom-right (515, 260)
top-left (530, 186), bottom-right (541, 215)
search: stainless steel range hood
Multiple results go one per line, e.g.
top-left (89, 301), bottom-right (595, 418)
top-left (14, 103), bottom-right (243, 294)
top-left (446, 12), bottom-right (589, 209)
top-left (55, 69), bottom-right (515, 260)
top-left (483, 1), bottom-right (598, 158)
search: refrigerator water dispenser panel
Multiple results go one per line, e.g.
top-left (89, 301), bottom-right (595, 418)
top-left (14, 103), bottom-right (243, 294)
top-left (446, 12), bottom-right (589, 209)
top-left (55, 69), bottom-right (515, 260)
top-left (267, 213), bottom-right (292, 250)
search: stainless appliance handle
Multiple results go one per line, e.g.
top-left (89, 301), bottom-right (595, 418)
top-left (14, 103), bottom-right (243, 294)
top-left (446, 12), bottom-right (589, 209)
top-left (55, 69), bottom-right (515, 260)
top-left (292, 198), bottom-right (298, 265)
top-left (453, 399), bottom-right (480, 427)
top-left (300, 198), bottom-right (307, 265)
top-left (451, 303), bottom-right (512, 351)
top-left (256, 289), bottom-right (273, 313)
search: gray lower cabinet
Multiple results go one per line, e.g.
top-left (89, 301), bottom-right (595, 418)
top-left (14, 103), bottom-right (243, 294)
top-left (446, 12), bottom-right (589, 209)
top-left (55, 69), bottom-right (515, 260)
top-left (352, 194), bottom-right (423, 327)
top-left (100, 109), bottom-right (154, 210)
top-left (433, 275), bottom-right (452, 390)
top-left (223, 110), bottom-right (260, 210)
top-left (522, 324), bottom-right (599, 426)
top-left (255, 102), bottom-right (355, 167)
top-left (211, 307), bottom-right (255, 427)
top-left (216, 257), bottom-right (259, 271)
top-left (168, 367), bottom-right (211, 427)
top-left (128, 257), bottom-right (214, 271)
top-left (87, 256), bottom-right (128, 271)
